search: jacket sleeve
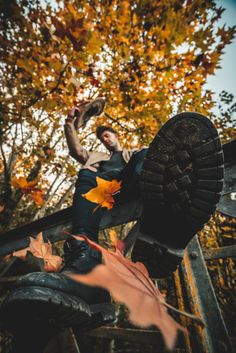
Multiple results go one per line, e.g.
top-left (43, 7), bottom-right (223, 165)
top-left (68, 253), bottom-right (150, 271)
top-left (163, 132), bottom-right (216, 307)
top-left (64, 123), bottom-right (90, 164)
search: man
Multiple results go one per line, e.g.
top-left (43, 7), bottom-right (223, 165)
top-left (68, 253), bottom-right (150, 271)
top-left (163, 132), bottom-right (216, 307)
top-left (63, 99), bottom-right (224, 280)
top-left (1, 99), bottom-right (224, 347)
top-left (64, 98), bottom-right (148, 246)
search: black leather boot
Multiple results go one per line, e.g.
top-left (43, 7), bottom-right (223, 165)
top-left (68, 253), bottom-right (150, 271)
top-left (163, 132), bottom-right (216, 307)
top-left (134, 112), bottom-right (224, 277)
top-left (0, 237), bottom-right (115, 343)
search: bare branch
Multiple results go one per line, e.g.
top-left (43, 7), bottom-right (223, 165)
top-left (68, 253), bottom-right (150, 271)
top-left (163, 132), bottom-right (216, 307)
top-left (53, 181), bottom-right (75, 212)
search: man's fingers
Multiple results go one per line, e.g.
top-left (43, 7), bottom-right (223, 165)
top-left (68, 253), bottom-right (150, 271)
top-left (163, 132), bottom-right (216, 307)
top-left (67, 107), bottom-right (80, 119)
top-left (75, 100), bottom-right (90, 108)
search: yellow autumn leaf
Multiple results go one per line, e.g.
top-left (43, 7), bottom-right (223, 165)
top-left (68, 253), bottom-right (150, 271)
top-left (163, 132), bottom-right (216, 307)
top-left (11, 176), bottom-right (39, 189)
top-left (82, 177), bottom-right (122, 211)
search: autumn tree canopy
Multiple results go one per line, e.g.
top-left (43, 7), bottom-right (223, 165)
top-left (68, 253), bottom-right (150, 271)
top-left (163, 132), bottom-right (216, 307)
top-left (0, 0), bottom-right (235, 232)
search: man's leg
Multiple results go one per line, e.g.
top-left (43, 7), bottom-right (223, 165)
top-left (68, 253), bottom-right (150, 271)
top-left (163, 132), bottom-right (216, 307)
top-left (132, 112), bottom-right (224, 277)
top-left (71, 169), bottom-right (107, 242)
top-left (118, 148), bottom-right (148, 198)
top-left (62, 168), bottom-right (112, 274)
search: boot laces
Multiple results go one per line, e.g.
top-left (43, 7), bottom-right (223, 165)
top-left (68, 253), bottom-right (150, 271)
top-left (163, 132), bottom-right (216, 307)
top-left (63, 241), bottom-right (88, 268)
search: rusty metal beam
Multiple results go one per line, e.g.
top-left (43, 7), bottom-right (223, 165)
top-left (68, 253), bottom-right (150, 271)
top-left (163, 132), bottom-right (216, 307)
top-left (181, 236), bottom-right (234, 353)
top-left (0, 198), bottom-right (142, 257)
top-left (203, 245), bottom-right (236, 260)
top-left (87, 326), bottom-right (163, 344)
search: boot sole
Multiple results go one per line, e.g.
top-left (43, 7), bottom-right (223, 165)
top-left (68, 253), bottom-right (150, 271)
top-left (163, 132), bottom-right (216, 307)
top-left (1, 286), bottom-right (115, 332)
top-left (139, 112), bottom-right (224, 249)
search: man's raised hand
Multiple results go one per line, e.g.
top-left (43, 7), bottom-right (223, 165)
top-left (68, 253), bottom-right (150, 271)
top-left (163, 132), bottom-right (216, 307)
top-left (65, 107), bottom-right (80, 126)
top-left (66, 101), bottom-right (90, 129)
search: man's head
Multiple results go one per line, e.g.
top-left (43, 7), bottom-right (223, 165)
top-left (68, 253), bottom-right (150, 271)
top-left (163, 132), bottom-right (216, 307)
top-left (96, 125), bottom-right (120, 152)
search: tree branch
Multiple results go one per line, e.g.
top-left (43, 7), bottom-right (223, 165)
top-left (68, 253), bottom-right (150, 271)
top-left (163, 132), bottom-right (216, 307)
top-left (23, 58), bottom-right (73, 111)
top-left (53, 181), bottom-right (75, 212)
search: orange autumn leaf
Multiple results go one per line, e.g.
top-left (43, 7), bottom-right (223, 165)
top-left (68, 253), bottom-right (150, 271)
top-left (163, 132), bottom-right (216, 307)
top-left (82, 177), bottom-right (122, 211)
top-left (11, 176), bottom-right (44, 206)
top-left (3, 248), bottom-right (30, 262)
top-left (2, 254), bottom-right (13, 263)
top-left (11, 176), bottom-right (29, 189)
top-left (29, 232), bottom-right (62, 272)
top-left (13, 247), bottom-right (30, 260)
top-left (31, 190), bottom-right (45, 206)
top-left (68, 235), bottom-right (189, 351)
top-left (11, 176), bottom-right (39, 189)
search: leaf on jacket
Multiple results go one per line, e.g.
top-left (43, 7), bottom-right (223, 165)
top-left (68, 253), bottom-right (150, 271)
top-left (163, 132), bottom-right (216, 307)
top-left (29, 232), bottom-right (62, 272)
top-left (68, 234), bottom-right (187, 350)
top-left (82, 177), bottom-right (122, 212)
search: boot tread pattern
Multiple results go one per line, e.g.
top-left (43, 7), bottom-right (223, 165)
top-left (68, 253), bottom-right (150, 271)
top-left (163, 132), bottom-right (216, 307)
top-left (1, 286), bottom-right (115, 331)
top-left (139, 112), bottom-right (224, 249)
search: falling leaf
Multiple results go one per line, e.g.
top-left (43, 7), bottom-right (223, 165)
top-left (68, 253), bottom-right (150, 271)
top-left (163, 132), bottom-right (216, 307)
top-left (82, 177), bottom-right (122, 212)
top-left (29, 232), bottom-right (62, 272)
top-left (11, 176), bottom-right (39, 189)
top-left (68, 235), bottom-right (187, 350)
top-left (0, 205), bottom-right (5, 213)
top-left (31, 190), bottom-right (45, 206)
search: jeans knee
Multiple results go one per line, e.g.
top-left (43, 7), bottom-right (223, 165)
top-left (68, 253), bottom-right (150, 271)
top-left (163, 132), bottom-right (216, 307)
top-left (76, 169), bottom-right (98, 187)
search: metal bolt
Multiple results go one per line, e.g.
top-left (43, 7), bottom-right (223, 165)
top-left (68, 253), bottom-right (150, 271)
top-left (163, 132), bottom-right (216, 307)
top-left (190, 251), bottom-right (198, 259)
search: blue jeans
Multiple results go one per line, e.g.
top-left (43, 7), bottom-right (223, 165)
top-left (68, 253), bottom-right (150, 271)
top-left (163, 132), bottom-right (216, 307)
top-left (72, 149), bottom-right (147, 242)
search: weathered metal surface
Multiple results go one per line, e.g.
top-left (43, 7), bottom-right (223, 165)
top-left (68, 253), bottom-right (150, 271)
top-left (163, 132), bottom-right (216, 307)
top-left (182, 236), bottom-right (234, 353)
top-left (217, 164), bottom-right (236, 217)
top-left (222, 139), bottom-right (236, 165)
top-left (174, 271), bottom-right (193, 353)
top-left (87, 326), bottom-right (163, 344)
top-left (203, 245), bottom-right (236, 260)
top-left (123, 221), bottom-right (140, 254)
top-left (217, 139), bottom-right (236, 217)
top-left (43, 328), bottom-right (81, 353)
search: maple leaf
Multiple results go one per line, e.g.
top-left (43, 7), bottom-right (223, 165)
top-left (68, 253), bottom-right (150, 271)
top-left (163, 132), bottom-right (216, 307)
top-left (68, 235), bottom-right (195, 351)
top-left (11, 176), bottom-right (39, 190)
top-left (31, 190), bottom-right (45, 206)
top-left (2, 254), bottom-right (13, 263)
top-left (29, 233), bottom-right (62, 272)
top-left (82, 177), bottom-right (122, 212)
top-left (13, 247), bottom-right (30, 260)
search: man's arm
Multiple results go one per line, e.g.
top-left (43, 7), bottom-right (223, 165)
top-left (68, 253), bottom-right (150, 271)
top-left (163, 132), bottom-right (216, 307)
top-left (64, 108), bottom-right (90, 164)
